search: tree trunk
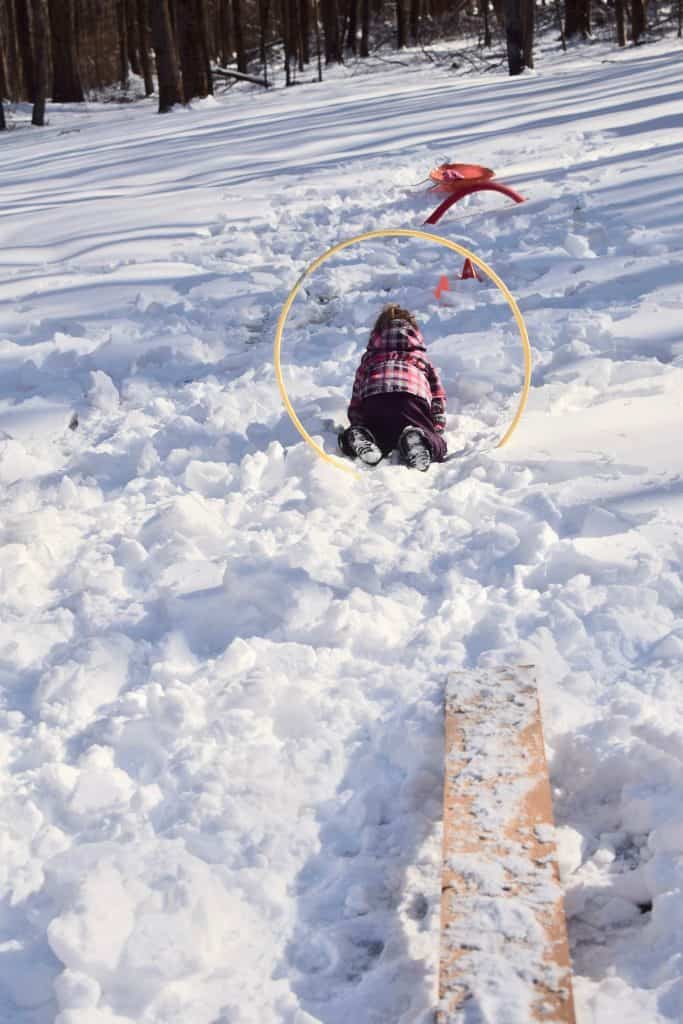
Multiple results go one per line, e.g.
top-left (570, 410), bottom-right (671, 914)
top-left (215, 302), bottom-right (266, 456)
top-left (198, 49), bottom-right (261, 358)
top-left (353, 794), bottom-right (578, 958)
top-left (177, 0), bottom-right (212, 98)
top-left (314, 0), bottom-right (323, 76)
top-left (127, 0), bottom-right (142, 75)
top-left (482, 0), bottom-right (491, 46)
top-left (555, 0), bottom-right (566, 48)
top-left (150, 0), bottom-right (182, 110)
top-left (16, 0), bottom-right (36, 101)
top-left (614, 0), bottom-right (625, 43)
top-left (290, 0), bottom-right (301, 70)
top-left (282, 0), bottom-right (291, 82)
top-left (295, 0), bottom-right (304, 70)
top-left (630, 0), bottom-right (645, 40)
top-left (2, 3), bottom-right (11, 99)
top-left (521, 0), bottom-right (533, 67)
top-left (321, 0), bottom-right (341, 62)
top-left (0, 29), bottom-right (6, 127)
top-left (202, 0), bottom-right (213, 86)
top-left (396, 0), bottom-right (406, 46)
top-left (3, 0), bottom-right (21, 99)
top-left (564, 0), bottom-right (589, 37)
top-left (346, 0), bottom-right (357, 51)
top-left (232, 0), bottom-right (247, 72)
top-left (118, 0), bottom-right (130, 85)
top-left (301, 0), bottom-right (310, 62)
top-left (360, 0), bottom-right (369, 54)
top-left (258, 0), bottom-right (269, 82)
top-left (409, 0), bottom-right (420, 43)
top-left (49, 0), bottom-right (84, 101)
top-left (504, 0), bottom-right (523, 73)
top-left (137, 0), bottom-right (155, 93)
top-left (218, 0), bottom-right (232, 63)
top-left (31, 0), bottom-right (49, 124)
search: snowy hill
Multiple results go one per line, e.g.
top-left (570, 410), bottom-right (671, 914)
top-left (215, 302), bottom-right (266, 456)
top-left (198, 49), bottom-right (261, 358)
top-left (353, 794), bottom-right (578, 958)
top-left (1, 36), bottom-right (683, 1024)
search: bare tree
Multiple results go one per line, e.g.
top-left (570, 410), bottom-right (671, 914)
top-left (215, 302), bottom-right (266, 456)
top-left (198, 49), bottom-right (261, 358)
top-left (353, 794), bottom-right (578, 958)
top-left (232, 0), bottom-right (247, 72)
top-left (409, 0), bottom-right (420, 43)
top-left (177, 0), bottom-right (213, 97)
top-left (49, 0), bottom-right (84, 100)
top-left (345, 0), bottom-right (357, 51)
top-left (151, 0), bottom-right (182, 110)
top-left (359, 0), bottom-right (369, 53)
top-left (282, 0), bottom-right (295, 82)
top-left (295, 0), bottom-right (305, 69)
top-left (31, 0), bottom-right (49, 124)
top-left (314, 0), bottom-right (324, 77)
top-left (0, 14), bottom-right (9, 126)
top-left (396, 0), bottom-right (406, 46)
top-left (615, 0), bottom-right (625, 44)
top-left (118, 0), bottom-right (130, 84)
top-left (137, 0), bottom-right (156, 94)
top-left (2, 0), bottom-right (21, 100)
top-left (127, 0), bottom-right (142, 76)
top-left (503, 0), bottom-right (533, 71)
top-left (555, 0), bottom-right (567, 50)
top-left (15, 0), bottom-right (36, 101)
top-left (214, 0), bottom-right (231, 62)
top-left (521, 0), bottom-right (533, 67)
top-left (321, 0), bottom-right (341, 62)
top-left (258, 0), bottom-right (270, 82)
top-left (631, 0), bottom-right (646, 40)
top-left (127, 0), bottom-right (155, 92)
top-left (301, 0), bottom-right (310, 62)
top-left (504, 0), bottom-right (523, 72)
top-left (482, 0), bottom-right (491, 46)
top-left (0, 32), bottom-right (6, 129)
top-left (198, 0), bottom-right (213, 90)
top-left (565, 0), bottom-right (589, 37)
top-left (77, 0), bottom-right (121, 93)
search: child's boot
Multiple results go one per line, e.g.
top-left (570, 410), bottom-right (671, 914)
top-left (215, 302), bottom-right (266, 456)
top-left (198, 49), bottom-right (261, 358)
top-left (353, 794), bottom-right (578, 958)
top-left (341, 426), bottom-right (383, 466)
top-left (399, 427), bottom-right (431, 472)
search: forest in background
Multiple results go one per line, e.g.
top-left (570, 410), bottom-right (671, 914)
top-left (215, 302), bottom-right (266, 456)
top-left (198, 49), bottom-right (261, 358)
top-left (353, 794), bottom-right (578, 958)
top-left (0, 0), bottom-right (681, 129)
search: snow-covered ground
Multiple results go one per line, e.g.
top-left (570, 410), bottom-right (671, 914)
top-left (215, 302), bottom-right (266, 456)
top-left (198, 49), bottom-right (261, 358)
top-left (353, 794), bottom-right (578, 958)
top-left (1, 34), bottom-right (683, 1024)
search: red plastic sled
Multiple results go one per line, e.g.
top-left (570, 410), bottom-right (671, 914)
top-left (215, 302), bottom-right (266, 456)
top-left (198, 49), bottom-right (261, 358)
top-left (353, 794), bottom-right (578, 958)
top-left (429, 162), bottom-right (495, 191)
top-left (425, 163), bottom-right (525, 226)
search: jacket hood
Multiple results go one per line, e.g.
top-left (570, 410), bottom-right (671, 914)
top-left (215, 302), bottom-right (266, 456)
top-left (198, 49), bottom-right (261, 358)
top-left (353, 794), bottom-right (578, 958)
top-left (368, 319), bottom-right (426, 352)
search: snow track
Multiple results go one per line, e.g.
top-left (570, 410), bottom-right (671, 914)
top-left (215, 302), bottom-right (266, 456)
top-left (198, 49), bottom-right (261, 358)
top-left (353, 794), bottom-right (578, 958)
top-left (1, 38), bottom-right (683, 1024)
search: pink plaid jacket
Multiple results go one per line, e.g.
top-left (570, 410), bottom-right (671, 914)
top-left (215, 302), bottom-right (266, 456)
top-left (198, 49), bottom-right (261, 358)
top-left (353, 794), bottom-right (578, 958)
top-left (348, 320), bottom-right (447, 427)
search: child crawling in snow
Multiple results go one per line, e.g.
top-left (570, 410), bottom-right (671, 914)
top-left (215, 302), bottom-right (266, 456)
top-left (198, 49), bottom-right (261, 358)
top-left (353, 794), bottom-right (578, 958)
top-left (339, 304), bottom-right (447, 471)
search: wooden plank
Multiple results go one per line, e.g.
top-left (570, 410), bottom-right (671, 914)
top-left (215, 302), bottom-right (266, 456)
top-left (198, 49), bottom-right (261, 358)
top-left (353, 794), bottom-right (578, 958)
top-left (437, 666), bottom-right (575, 1024)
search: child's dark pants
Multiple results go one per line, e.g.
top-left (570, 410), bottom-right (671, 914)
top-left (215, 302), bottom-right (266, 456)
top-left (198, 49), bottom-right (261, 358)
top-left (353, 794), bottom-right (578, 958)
top-left (341, 393), bottom-right (447, 461)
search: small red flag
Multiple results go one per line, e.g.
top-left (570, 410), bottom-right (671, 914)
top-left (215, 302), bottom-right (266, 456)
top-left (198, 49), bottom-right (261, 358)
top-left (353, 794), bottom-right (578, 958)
top-left (460, 258), bottom-right (482, 281)
top-left (435, 275), bottom-right (450, 300)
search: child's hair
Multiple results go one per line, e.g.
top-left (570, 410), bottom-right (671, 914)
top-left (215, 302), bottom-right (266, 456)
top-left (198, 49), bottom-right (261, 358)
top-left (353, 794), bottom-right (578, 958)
top-left (373, 304), bottom-right (418, 334)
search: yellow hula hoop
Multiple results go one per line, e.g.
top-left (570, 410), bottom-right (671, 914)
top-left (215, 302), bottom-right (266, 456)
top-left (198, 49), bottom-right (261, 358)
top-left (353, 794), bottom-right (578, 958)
top-left (273, 228), bottom-right (531, 478)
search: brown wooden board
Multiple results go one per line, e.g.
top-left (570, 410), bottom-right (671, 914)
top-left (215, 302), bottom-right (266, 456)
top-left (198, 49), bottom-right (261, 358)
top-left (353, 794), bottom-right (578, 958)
top-left (437, 666), bottom-right (575, 1024)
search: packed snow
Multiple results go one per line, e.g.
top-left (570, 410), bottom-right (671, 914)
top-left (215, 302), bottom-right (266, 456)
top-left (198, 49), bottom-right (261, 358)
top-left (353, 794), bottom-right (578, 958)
top-left (1, 32), bottom-right (683, 1024)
